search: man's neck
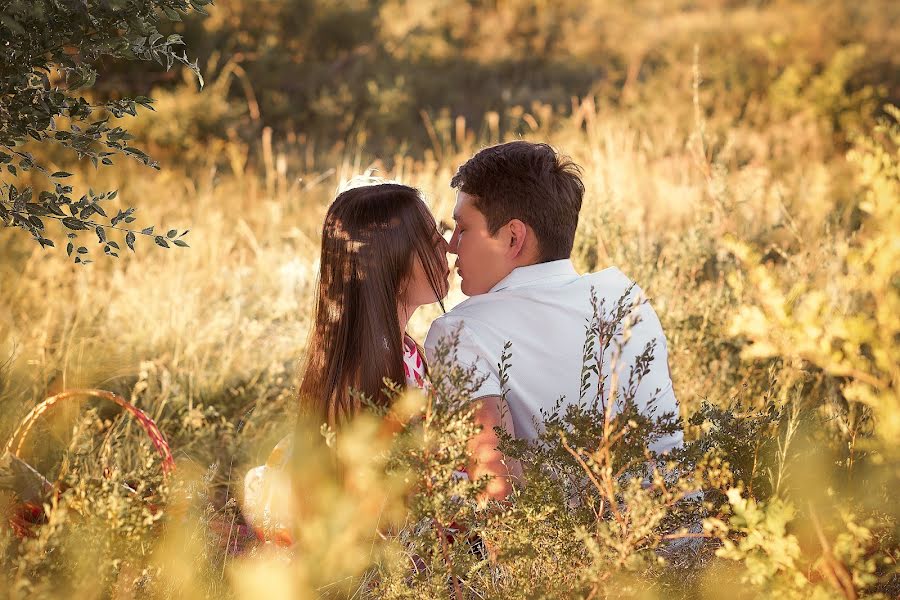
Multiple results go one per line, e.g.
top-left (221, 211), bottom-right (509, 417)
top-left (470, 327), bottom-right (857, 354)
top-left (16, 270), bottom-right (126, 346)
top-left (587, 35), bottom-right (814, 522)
top-left (512, 243), bottom-right (542, 269)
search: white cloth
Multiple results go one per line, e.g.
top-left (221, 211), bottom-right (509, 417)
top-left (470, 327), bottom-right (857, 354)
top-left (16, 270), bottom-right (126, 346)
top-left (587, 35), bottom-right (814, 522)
top-left (242, 339), bottom-right (429, 542)
top-left (424, 259), bottom-right (682, 454)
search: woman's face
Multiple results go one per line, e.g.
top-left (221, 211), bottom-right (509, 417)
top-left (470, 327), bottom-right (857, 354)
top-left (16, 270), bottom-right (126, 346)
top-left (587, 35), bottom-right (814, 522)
top-left (402, 226), bottom-right (450, 310)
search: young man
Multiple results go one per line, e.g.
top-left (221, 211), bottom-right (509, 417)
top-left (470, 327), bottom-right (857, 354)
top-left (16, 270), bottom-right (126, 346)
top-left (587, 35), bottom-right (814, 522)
top-left (424, 141), bottom-right (681, 502)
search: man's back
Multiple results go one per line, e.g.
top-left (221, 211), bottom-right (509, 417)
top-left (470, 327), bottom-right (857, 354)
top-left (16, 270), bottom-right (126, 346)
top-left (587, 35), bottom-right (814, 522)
top-left (425, 259), bottom-right (682, 454)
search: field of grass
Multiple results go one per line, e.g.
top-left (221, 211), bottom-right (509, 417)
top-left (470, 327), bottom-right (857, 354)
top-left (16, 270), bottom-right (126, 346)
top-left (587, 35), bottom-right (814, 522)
top-left (1, 29), bottom-right (898, 600)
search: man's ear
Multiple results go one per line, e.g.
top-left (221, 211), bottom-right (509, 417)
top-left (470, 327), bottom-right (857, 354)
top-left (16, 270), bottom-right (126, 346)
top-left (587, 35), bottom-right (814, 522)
top-left (506, 219), bottom-right (529, 259)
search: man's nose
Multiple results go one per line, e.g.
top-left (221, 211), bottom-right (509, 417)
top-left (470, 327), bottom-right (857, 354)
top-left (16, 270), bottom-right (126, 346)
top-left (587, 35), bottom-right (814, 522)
top-left (447, 230), bottom-right (459, 255)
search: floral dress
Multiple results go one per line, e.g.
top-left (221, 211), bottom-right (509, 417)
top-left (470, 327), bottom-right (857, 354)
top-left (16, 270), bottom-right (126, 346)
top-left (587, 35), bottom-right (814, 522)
top-left (241, 335), bottom-right (427, 546)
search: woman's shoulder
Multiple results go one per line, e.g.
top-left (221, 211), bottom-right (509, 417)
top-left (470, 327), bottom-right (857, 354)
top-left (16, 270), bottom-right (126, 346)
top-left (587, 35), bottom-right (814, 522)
top-left (265, 434), bottom-right (294, 469)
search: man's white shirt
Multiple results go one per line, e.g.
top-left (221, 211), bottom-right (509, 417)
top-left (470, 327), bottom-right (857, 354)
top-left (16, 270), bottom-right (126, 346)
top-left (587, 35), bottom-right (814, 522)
top-left (424, 259), bottom-right (682, 454)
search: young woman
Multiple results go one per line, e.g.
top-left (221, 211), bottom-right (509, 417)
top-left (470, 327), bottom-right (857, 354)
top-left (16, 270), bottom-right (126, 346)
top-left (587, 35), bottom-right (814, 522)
top-left (242, 182), bottom-right (450, 545)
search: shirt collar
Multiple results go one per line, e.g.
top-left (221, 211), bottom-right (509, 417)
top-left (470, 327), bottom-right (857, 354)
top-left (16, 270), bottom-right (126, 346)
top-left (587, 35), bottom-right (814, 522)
top-left (489, 259), bottom-right (579, 292)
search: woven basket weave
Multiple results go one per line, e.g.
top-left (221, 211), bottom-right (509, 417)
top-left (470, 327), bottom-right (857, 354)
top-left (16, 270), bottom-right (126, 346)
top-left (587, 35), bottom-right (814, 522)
top-left (3, 388), bottom-right (175, 537)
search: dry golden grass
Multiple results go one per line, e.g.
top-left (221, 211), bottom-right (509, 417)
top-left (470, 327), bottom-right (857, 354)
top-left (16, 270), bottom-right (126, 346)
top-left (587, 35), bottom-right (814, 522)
top-left (1, 77), bottom-right (897, 597)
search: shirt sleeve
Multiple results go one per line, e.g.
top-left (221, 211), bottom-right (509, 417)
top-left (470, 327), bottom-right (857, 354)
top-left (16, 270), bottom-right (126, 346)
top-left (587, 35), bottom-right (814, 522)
top-left (424, 316), bottom-right (503, 399)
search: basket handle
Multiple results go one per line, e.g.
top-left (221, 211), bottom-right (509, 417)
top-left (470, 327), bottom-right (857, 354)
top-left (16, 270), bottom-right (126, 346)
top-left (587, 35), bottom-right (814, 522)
top-left (4, 389), bottom-right (175, 476)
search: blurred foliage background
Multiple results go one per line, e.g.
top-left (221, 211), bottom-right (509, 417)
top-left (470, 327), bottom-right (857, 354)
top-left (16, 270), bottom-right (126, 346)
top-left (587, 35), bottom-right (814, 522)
top-left (93, 0), bottom-right (900, 166)
top-left (1, 0), bottom-right (899, 598)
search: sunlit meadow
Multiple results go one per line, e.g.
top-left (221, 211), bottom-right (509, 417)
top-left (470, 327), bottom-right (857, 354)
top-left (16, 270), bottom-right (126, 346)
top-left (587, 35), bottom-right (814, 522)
top-left (1, 1), bottom-right (898, 597)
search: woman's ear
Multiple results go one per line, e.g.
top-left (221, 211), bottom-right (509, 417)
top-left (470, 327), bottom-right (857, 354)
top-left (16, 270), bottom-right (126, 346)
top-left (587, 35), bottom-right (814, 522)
top-left (397, 271), bottom-right (409, 303)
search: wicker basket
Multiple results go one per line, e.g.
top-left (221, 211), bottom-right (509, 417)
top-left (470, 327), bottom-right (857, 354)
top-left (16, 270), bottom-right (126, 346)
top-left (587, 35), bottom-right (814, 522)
top-left (2, 388), bottom-right (175, 537)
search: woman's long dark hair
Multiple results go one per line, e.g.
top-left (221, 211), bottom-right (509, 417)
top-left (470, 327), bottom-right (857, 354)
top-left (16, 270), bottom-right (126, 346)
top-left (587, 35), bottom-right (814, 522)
top-left (299, 183), bottom-right (447, 428)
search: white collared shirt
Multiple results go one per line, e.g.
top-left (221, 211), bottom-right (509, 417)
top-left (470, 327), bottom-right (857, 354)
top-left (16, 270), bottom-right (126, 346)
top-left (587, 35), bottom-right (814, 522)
top-left (424, 259), bottom-right (682, 454)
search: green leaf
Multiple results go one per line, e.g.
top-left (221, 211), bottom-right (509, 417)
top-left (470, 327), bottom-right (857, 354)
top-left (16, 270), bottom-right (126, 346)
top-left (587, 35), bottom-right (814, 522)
top-left (95, 226), bottom-right (106, 243)
top-left (190, 0), bottom-right (210, 16)
top-left (154, 236), bottom-right (169, 248)
top-left (126, 231), bottom-right (136, 251)
top-left (62, 217), bottom-right (88, 230)
top-left (0, 15), bottom-right (25, 36)
top-left (166, 229), bottom-right (177, 238)
top-left (173, 239), bottom-right (189, 247)
top-left (51, 171), bottom-right (73, 178)
top-left (67, 73), bottom-right (84, 90)
top-left (26, 203), bottom-right (50, 216)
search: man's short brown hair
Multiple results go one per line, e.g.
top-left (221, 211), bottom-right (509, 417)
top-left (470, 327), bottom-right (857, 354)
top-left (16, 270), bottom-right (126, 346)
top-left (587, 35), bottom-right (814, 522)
top-left (450, 141), bottom-right (585, 262)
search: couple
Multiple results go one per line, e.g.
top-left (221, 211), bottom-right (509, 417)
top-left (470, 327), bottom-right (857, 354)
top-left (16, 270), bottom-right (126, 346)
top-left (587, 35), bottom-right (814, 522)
top-left (243, 140), bottom-right (681, 544)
